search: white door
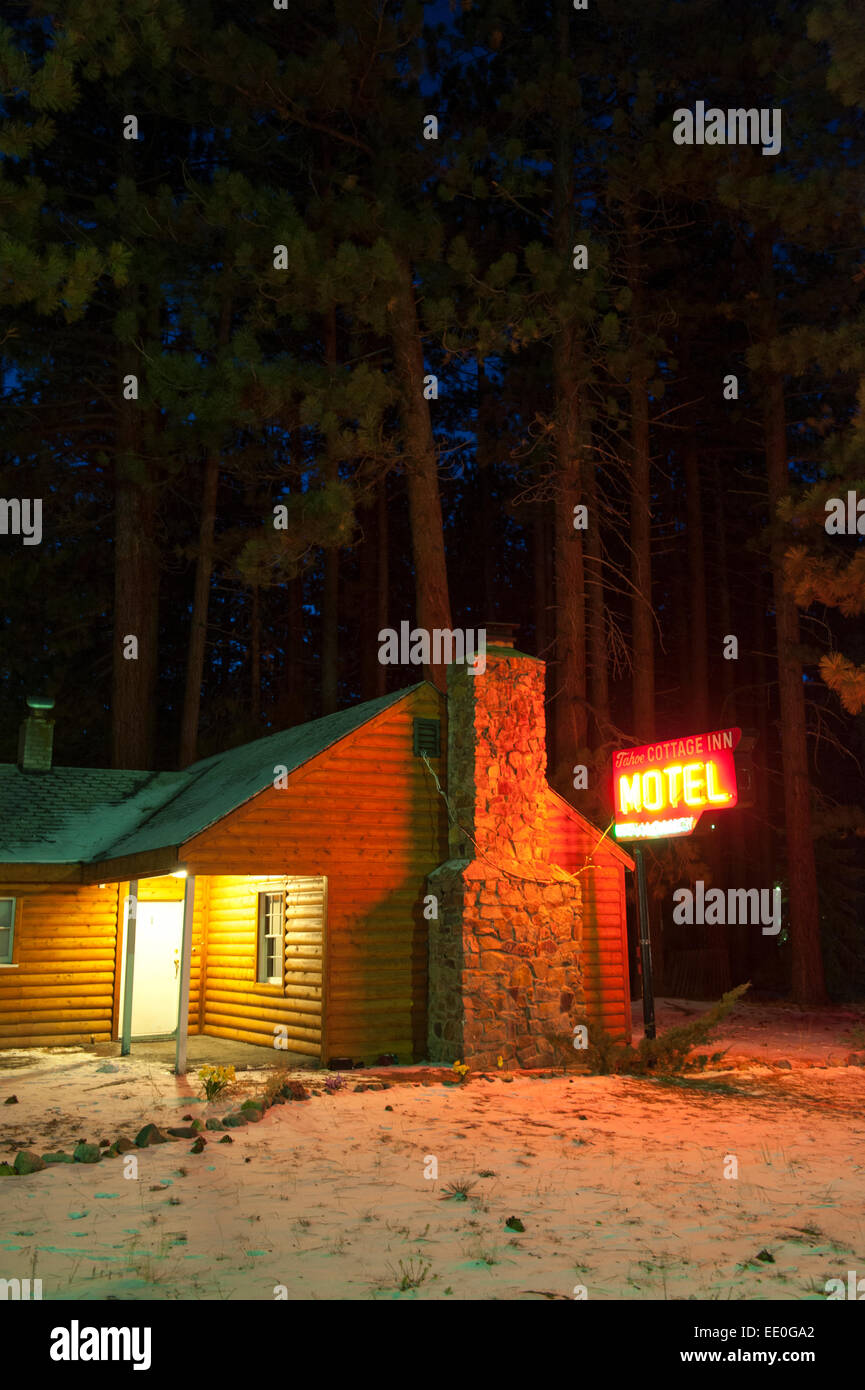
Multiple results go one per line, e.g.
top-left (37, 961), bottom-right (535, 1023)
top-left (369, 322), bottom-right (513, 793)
top-left (123, 902), bottom-right (183, 1037)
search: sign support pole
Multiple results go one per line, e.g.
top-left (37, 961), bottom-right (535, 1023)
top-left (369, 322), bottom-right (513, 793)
top-left (633, 846), bottom-right (656, 1040)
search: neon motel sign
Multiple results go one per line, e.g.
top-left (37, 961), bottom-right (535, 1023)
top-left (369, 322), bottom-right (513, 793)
top-left (613, 727), bottom-right (741, 841)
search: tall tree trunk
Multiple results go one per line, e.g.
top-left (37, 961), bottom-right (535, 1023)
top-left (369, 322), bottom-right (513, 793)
top-left (533, 501), bottom-right (551, 659)
top-left (113, 448), bottom-right (158, 768)
top-left (551, 9), bottom-right (587, 787)
top-left (179, 450), bottom-right (219, 766)
top-left (705, 458), bottom-right (735, 986)
top-left (282, 424), bottom-right (306, 726)
top-left (764, 370), bottom-right (826, 1004)
top-left (552, 352), bottom-right (588, 779)
top-left (675, 482), bottom-right (695, 724)
top-left (627, 223), bottom-right (655, 744)
top-left (321, 308), bottom-right (339, 714)
top-left (113, 290), bottom-right (159, 769)
top-left (685, 434), bottom-right (709, 731)
top-left (179, 290), bottom-right (232, 765)
top-left (376, 478), bottom-right (389, 697)
top-left (752, 573), bottom-right (774, 887)
top-left (582, 453), bottom-right (610, 744)
top-left (476, 361), bottom-right (495, 619)
top-left (387, 254), bottom-right (452, 688)
top-left (284, 572), bottom-right (305, 726)
top-left (360, 494), bottom-right (380, 700)
top-left (321, 558), bottom-right (339, 713)
top-left (629, 372), bottom-right (654, 743)
top-left (359, 479), bottom-right (391, 700)
top-left (712, 455), bottom-right (737, 726)
top-left (250, 582), bottom-right (261, 724)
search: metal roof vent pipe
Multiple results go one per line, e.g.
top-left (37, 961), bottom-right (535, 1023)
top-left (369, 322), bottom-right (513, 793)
top-left (18, 695), bottom-right (55, 773)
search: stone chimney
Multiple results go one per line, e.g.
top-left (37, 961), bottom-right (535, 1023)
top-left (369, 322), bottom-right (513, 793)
top-left (18, 696), bottom-right (55, 773)
top-left (427, 627), bottom-right (584, 1069)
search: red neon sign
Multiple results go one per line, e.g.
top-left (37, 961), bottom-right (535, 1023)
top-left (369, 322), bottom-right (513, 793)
top-left (613, 728), bottom-right (741, 841)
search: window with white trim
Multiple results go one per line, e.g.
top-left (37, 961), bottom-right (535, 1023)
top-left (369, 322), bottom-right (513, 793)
top-left (256, 891), bottom-right (284, 985)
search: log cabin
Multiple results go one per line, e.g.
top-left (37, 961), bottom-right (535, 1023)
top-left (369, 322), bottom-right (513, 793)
top-left (0, 630), bottom-right (633, 1069)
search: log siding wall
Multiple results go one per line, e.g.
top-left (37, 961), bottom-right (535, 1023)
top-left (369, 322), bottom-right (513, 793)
top-left (0, 882), bottom-right (119, 1047)
top-left (546, 796), bottom-right (633, 1043)
top-left (183, 685), bottom-right (448, 1062)
top-left (202, 874), bottom-right (325, 1057)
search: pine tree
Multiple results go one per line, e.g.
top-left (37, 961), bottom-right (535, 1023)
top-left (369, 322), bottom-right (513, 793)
top-left (169, 1), bottom-right (455, 687)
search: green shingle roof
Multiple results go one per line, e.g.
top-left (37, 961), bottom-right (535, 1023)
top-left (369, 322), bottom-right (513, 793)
top-left (0, 767), bottom-right (180, 863)
top-left (0, 685), bottom-right (423, 866)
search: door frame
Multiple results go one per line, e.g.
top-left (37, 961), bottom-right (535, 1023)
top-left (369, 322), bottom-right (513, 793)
top-left (114, 892), bottom-right (184, 1042)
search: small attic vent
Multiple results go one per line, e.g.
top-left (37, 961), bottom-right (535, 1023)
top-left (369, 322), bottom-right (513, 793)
top-left (413, 717), bottom-right (441, 757)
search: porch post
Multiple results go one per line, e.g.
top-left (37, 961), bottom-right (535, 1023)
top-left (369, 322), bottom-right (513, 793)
top-left (175, 874), bottom-right (196, 1075)
top-left (119, 880), bottom-right (138, 1057)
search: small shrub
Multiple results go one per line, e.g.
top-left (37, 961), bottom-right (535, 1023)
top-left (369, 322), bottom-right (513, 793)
top-left (198, 1065), bottom-right (235, 1102)
top-left (440, 1178), bottom-right (477, 1201)
top-left (464, 1241), bottom-right (498, 1266)
top-left (389, 1254), bottom-right (431, 1291)
top-left (577, 983), bottom-right (750, 1077)
top-left (262, 1069), bottom-right (290, 1105)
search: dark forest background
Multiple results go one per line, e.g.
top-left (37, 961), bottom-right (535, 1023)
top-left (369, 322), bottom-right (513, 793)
top-left (2, 0), bottom-right (864, 1005)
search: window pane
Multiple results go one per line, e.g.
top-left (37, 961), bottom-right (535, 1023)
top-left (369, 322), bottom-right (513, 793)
top-left (267, 894), bottom-right (283, 936)
top-left (0, 900), bottom-right (14, 929)
top-left (257, 893), bottom-right (269, 981)
top-left (0, 928), bottom-right (10, 961)
top-left (258, 892), bottom-right (284, 980)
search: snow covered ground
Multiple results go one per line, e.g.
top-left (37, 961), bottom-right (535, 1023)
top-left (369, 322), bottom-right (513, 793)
top-left (1, 1028), bottom-right (864, 1300)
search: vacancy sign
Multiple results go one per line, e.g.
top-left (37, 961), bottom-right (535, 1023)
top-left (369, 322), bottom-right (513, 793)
top-left (613, 727), bottom-right (742, 841)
